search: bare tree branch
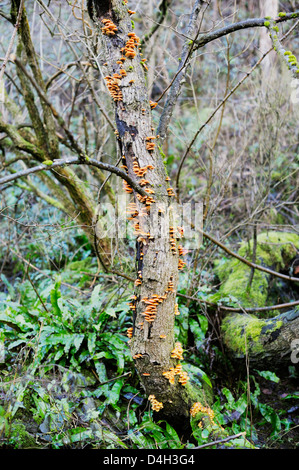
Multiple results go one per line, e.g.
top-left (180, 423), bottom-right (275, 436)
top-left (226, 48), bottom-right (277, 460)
top-left (178, 292), bottom-right (299, 313)
top-left (196, 225), bottom-right (299, 284)
top-left (141, 0), bottom-right (172, 47)
top-left (157, 9), bottom-right (299, 143)
top-left (267, 19), bottom-right (299, 79)
top-left (13, 57), bottom-right (85, 158)
top-left (193, 11), bottom-right (299, 50)
top-left (157, 0), bottom-right (206, 141)
top-left (193, 432), bottom-right (246, 449)
top-left (0, 156), bottom-right (149, 197)
top-left (175, 19), bottom-right (299, 197)
top-left (0, 239), bottom-right (87, 294)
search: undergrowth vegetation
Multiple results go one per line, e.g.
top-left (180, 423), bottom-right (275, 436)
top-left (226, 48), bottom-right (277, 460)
top-left (0, 223), bottom-right (298, 449)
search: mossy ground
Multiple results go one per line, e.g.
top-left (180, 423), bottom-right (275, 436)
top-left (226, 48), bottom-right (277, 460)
top-left (4, 421), bottom-right (37, 449)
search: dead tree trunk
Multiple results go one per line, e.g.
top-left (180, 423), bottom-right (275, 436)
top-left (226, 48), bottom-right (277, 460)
top-left (88, 0), bottom-right (206, 427)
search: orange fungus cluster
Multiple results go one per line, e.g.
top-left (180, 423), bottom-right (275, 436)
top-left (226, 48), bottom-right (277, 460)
top-left (148, 395), bottom-right (163, 412)
top-left (123, 179), bottom-right (133, 193)
top-left (122, 31), bottom-right (140, 59)
top-left (141, 293), bottom-right (167, 324)
top-left (174, 303), bottom-right (180, 316)
top-left (190, 402), bottom-right (216, 427)
top-left (162, 364), bottom-right (189, 386)
top-left (170, 342), bottom-right (184, 360)
top-left (127, 327), bottom-right (133, 338)
top-left (101, 19), bottom-right (118, 36)
top-left (162, 337), bottom-right (189, 386)
top-left (150, 100), bottom-right (158, 109)
top-left (104, 74), bottom-right (123, 102)
top-left (178, 259), bottom-right (186, 270)
top-left (145, 136), bottom-right (156, 151)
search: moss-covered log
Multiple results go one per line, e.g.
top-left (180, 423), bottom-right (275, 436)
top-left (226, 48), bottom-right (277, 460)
top-left (215, 231), bottom-right (299, 366)
top-left (222, 308), bottom-right (299, 365)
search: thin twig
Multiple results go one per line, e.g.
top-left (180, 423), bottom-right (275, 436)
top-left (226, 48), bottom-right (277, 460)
top-left (26, 263), bottom-right (49, 313)
top-left (0, 240), bottom-right (87, 294)
top-left (13, 57), bottom-right (85, 158)
top-left (192, 431), bottom-right (246, 449)
top-left (268, 19), bottom-right (299, 79)
top-left (82, 270), bottom-right (135, 283)
top-left (157, 0), bottom-right (206, 141)
top-left (140, 0), bottom-right (172, 47)
top-left (175, 48), bottom-right (271, 196)
top-left (175, 18), bottom-right (299, 197)
top-left (178, 292), bottom-right (299, 313)
top-left (247, 224), bottom-right (257, 291)
top-left (197, 226), bottom-right (299, 284)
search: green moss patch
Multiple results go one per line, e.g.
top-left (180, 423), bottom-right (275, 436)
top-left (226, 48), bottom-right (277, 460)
top-left (222, 314), bottom-right (283, 357)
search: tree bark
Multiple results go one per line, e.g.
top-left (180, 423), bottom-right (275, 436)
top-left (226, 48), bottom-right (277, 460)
top-left (89, 0), bottom-right (206, 427)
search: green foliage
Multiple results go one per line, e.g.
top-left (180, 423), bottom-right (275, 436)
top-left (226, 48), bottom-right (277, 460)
top-left (0, 277), bottom-right (132, 373)
top-left (255, 370), bottom-right (280, 383)
top-left (0, 268), bottom-right (199, 449)
top-left (1, 253), bottom-right (298, 449)
top-left (127, 415), bottom-right (184, 449)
